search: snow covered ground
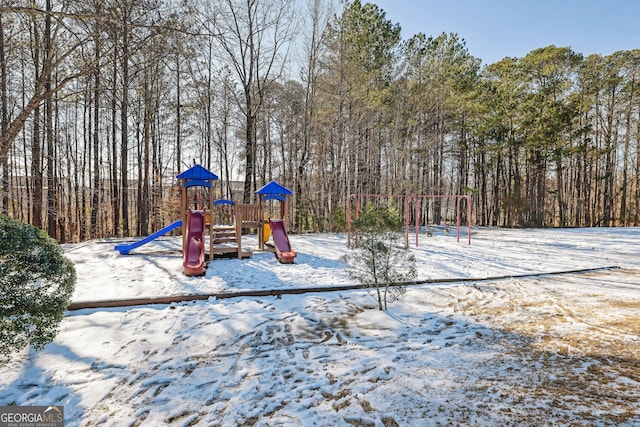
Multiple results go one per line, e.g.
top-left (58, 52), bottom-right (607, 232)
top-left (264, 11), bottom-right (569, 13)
top-left (1, 227), bottom-right (639, 426)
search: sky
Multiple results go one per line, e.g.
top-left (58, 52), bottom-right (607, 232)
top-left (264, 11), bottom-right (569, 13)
top-left (370, 0), bottom-right (640, 65)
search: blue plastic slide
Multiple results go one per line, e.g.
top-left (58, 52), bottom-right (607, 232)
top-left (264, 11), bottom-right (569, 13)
top-left (114, 220), bottom-right (183, 255)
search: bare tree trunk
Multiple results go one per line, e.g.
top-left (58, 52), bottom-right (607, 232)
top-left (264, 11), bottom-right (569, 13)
top-left (90, 29), bottom-right (100, 239)
top-left (619, 75), bottom-right (635, 225)
top-left (136, 113), bottom-right (143, 236)
top-left (152, 97), bottom-right (161, 230)
top-left (45, 19), bottom-right (57, 239)
top-left (80, 88), bottom-right (88, 240)
top-left (30, 18), bottom-right (43, 228)
top-left (555, 156), bottom-right (565, 227)
top-left (0, 13), bottom-right (8, 214)
top-left (243, 87), bottom-right (255, 203)
top-left (120, 27), bottom-right (130, 237)
top-left (140, 76), bottom-right (151, 236)
top-left (176, 56), bottom-right (181, 173)
top-left (111, 57), bottom-right (119, 236)
top-left (636, 116), bottom-right (640, 225)
top-left (71, 100), bottom-right (81, 240)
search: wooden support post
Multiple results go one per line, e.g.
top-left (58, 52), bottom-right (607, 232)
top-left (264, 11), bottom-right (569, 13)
top-left (258, 195), bottom-right (265, 251)
top-left (235, 210), bottom-right (242, 259)
top-left (181, 182), bottom-right (187, 253)
top-left (208, 181), bottom-right (213, 260)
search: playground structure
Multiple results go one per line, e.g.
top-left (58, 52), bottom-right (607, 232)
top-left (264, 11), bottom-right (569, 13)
top-left (347, 193), bottom-right (473, 247)
top-left (257, 182), bottom-right (297, 264)
top-left (114, 164), bottom-right (297, 275)
top-left (176, 165), bottom-right (218, 276)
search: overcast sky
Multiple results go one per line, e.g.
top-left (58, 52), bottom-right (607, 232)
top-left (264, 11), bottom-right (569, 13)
top-left (370, 0), bottom-right (640, 65)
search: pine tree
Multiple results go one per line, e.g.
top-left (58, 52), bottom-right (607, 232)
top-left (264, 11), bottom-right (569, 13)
top-left (341, 203), bottom-right (416, 310)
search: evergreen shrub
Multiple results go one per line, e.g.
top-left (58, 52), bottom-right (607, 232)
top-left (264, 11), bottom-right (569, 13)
top-left (0, 214), bottom-right (76, 357)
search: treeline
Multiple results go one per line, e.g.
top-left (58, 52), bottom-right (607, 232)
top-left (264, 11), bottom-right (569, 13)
top-left (1, 0), bottom-right (639, 242)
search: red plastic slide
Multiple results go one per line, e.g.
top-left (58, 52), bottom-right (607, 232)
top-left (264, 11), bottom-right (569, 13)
top-left (269, 219), bottom-right (297, 264)
top-left (183, 210), bottom-right (206, 276)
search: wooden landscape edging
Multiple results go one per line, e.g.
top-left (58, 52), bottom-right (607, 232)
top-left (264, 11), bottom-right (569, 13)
top-left (65, 266), bottom-right (620, 312)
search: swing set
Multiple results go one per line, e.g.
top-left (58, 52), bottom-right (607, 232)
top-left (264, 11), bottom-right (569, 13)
top-left (347, 194), bottom-right (473, 247)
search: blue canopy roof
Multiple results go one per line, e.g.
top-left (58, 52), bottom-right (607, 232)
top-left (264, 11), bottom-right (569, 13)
top-left (176, 164), bottom-right (219, 181)
top-left (255, 180), bottom-right (292, 196)
top-left (184, 181), bottom-right (212, 189)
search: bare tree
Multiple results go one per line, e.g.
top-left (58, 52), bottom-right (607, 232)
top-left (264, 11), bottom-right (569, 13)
top-left (0, 12), bottom-right (8, 214)
top-left (295, 0), bottom-right (332, 227)
top-left (212, 0), bottom-right (297, 202)
top-left (0, 6), bottom-right (92, 172)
